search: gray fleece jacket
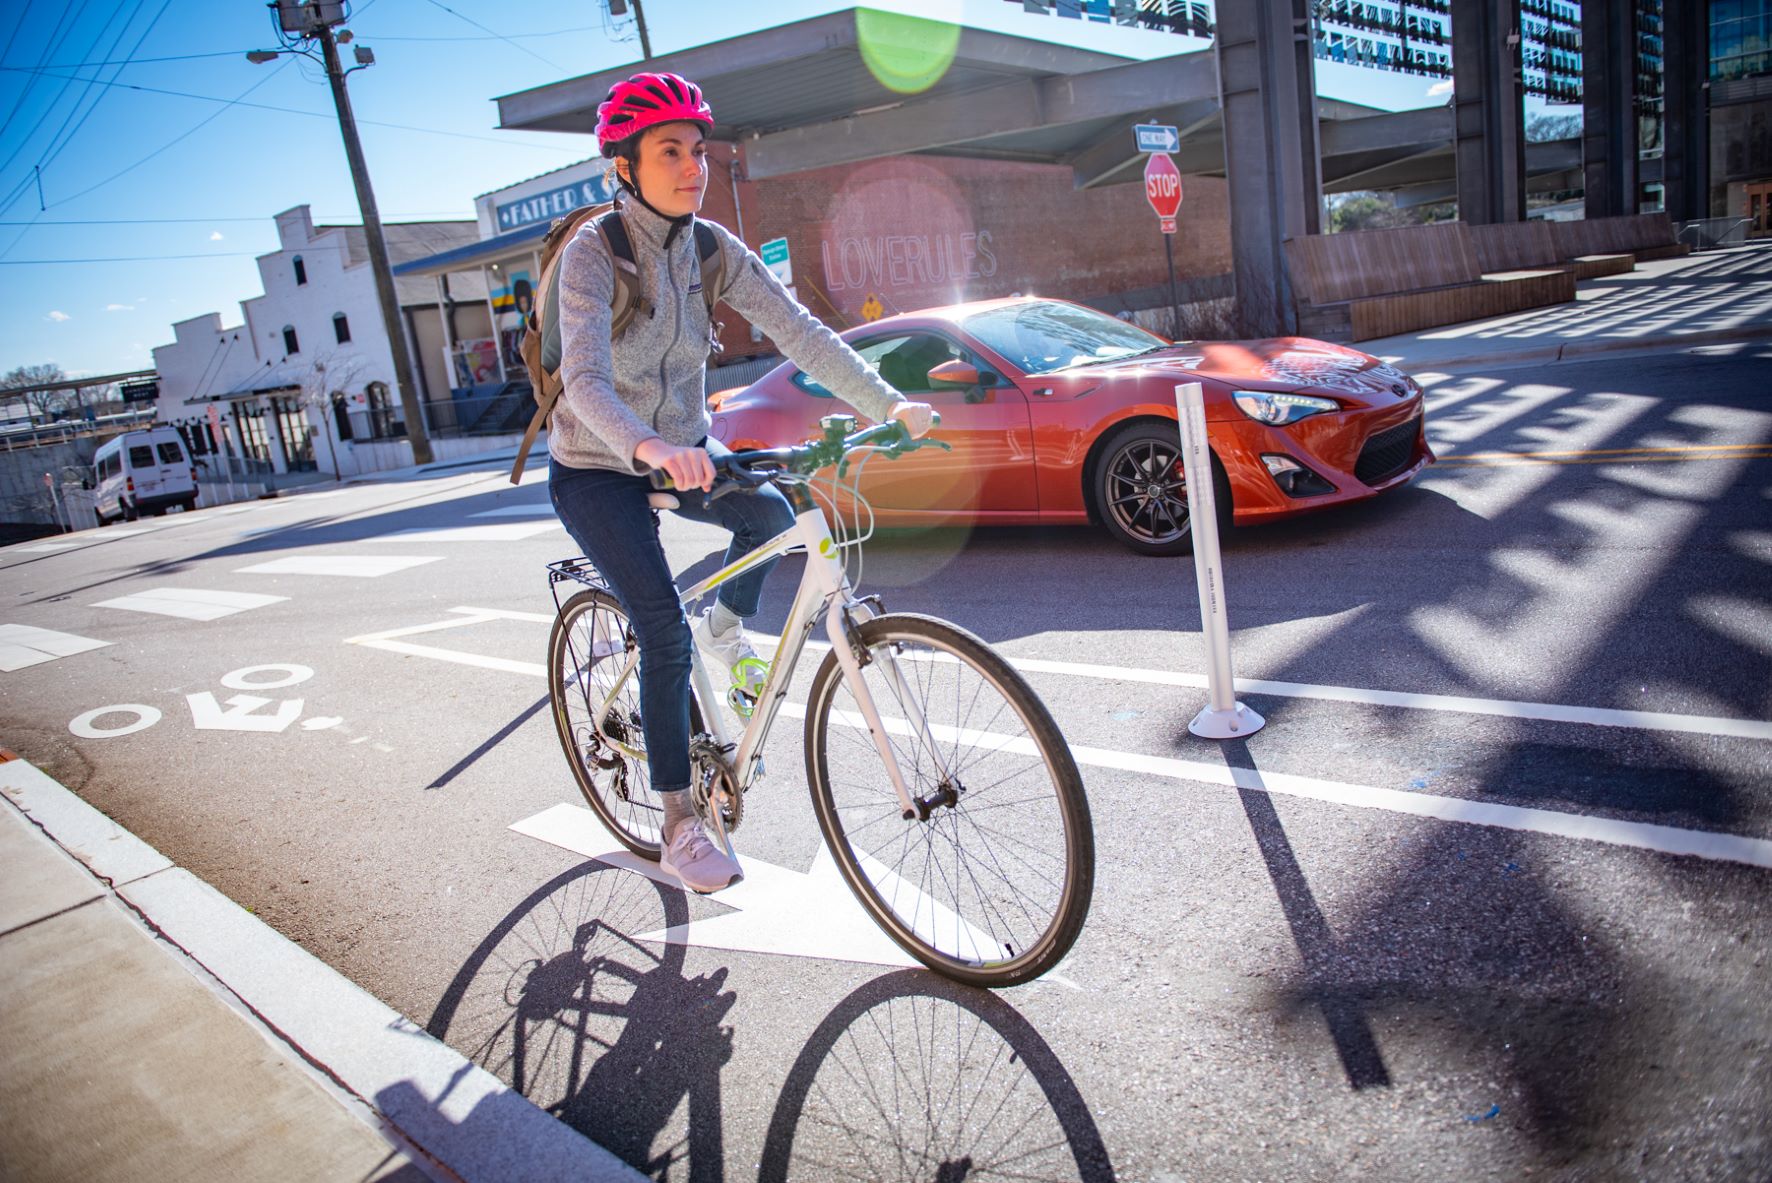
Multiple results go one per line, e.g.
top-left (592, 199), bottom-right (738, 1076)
top-left (551, 194), bottom-right (900, 474)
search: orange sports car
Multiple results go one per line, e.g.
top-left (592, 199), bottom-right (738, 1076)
top-left (708, 296), bottom-right (1434, 555)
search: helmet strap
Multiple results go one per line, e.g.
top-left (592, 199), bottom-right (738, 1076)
top-left (616, 158), bottom-right (693, 249)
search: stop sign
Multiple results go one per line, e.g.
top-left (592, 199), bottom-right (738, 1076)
top-left (1144, 152), bottom-right (1182, 233)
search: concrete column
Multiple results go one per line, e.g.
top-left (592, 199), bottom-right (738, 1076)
top-left (1660, 0), bottom-right (1711, 222)
top-left (1215, 0), bottom-right (1323, 337)
top-left (1450, 0), bottom-right (1527, 224)
top-left (1582, 0), bottom-right (1638, 218)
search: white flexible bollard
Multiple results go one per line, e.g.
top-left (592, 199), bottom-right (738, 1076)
top-left (1175, 382), bottom-right (1265, 739)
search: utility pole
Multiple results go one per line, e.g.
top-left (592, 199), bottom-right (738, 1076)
top-left (630, 0), bottom-right (652, 59)
top-left (313, 23), bottom-right (435, 465)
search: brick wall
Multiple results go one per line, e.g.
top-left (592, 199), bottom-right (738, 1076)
top-left (698, 150), bottom-right (1232, 362)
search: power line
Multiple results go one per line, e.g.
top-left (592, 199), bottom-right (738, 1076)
top-left (0, 212), bottom-right (472, 224)
top-left (0, 251), bottom-right (270, 263)
top-left (365, 24), bottom-right (601, 42)
top-left (39, 55), bottom-right (297, 211)
top-left (417, 0), bottom-right (567, 71)
top-left (0, 67), bottom-right (583, 155)
top-left (38, 0), bottom-right (172, 174)
top-left (0, 50), bottom-right (255, 71)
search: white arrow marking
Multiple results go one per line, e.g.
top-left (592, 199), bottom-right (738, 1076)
top-left (510, 802), bottom-right (918, 968)
top-left (186, 692), bottom-right (304, 733)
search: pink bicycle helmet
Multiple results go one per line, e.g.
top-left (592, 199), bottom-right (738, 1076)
top-left (595, 72), bottom-right (714, 157)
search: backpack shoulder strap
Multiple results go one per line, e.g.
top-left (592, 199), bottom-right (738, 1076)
top-left (694, 221), bottom-right (726, 314)
top-left (596, 209), bottom-right (643, 338)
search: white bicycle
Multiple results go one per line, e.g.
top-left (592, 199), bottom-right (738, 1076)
top-left (545, 415), bottom-right (1094, 988)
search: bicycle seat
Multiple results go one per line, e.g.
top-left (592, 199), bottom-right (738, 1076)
top-left (648, 492), bottom-right (680, 510)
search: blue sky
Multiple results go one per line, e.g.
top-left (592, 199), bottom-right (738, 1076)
top-left (0, 0), bottom-right (1500, 380)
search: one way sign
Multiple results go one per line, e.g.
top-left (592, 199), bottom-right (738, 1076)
top-left (1134, 123), bottom-right (1180, 153)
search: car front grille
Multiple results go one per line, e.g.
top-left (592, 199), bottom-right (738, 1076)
top-left (1354, 415), bottom-right (1421, 486)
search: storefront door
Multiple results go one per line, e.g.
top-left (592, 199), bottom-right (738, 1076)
top-left (1749, 183), bottom-right (1772, 238)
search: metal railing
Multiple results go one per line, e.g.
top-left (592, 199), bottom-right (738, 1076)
top-left (1677, 217), bottom-right (1755, 251)
top-left (0, 407), bottom-right (157, 452)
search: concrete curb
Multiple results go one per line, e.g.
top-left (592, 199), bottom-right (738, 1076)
top-left (1393, 324), bottom-right (1772, 375)
top-left (0, 753), bottom-right (645, 1183)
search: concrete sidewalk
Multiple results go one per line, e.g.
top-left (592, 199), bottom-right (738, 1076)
top-left (1361, 239), bottom-right (1772, 374)
top-left (0, 751), bottom-right (644, 1183)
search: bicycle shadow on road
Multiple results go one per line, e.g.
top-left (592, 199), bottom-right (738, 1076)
top-left (423, 860), bottom-right (734, 1182)
top-left (759, 968), bottom-right (1118, 1183)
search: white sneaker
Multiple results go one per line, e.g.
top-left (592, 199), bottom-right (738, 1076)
top-left (658, 818), bottom-right (742, 894)
top-left (693, 608), bottom-right (769, 699)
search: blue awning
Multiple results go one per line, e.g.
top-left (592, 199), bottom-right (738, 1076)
top-left (392, 220), bottom-right (551, 278)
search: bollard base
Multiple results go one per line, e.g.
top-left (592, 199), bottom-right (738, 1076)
top-left (1188, 701), bottom-right (1266, 739)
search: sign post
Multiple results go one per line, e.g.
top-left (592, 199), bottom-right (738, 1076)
top-left (1143, 150), bottom-right (1184, 339)
top-left (44, 471), bottom-right (69, 533)
top-left (207, 403), bottom-right (234, 505)
top-left (1174, 382), bottom-right (1264, 739)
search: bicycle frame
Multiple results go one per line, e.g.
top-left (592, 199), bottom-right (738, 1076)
top-left (583, 497), bottom-right (935, 822)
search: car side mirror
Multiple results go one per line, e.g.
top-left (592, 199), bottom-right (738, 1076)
top-left (927, 360), bottom-right (980, 388)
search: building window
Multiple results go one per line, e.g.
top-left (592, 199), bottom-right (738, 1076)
top-left (271, 396), bottom-right (317, 472)
top-left (234, 403), bottom-right (272, 465)
top-left (282, 325), bottom-right (299, 355)
top-left (365, 380), bottom-right (402, 439)
top-left (333, 312), bottom-right (350, 344)
top-left (293, 255), bottom-right (307, 285)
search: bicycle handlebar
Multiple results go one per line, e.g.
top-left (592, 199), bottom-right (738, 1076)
top-left (647, 413), bottom-right (948, 501)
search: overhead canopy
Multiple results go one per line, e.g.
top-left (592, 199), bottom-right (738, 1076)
top-left (494, 8), bottom-right (1573, 197)
top-left (392, 220), bottom-right (549, 280)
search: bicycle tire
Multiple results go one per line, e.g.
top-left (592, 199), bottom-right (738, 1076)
top-left (804, 613), bottom-right (1094, 988)
top-left (548, 588), bottom-right (704, 859)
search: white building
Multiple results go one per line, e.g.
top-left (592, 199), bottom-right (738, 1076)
top-left (151, 206), bottom-right (486, 479)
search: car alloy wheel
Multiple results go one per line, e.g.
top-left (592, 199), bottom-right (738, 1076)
top-left (1094, 422), bottom-right (1230, 557)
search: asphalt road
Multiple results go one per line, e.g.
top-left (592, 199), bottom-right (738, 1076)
top-left (3, 342), bottom-right (1769, 1182)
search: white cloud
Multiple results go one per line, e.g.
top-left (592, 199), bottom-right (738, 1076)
top-left (46, 310), bottom-right (70, 322)
top-left (210, 231), bottom-right (225, 241)
top-left (1427, 80), bottom-right (1454, 97)
top-left (105, 303), bottom-right (134, 312)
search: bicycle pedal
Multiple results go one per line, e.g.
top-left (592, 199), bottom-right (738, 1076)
top-left (727, 685), bottom-right (758, 718)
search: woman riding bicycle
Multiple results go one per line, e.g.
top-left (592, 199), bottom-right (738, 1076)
top-left (549, 71), bottom-right (933, 895)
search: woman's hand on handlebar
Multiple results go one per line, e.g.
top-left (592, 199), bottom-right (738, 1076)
top-left (635, 437), bottom-right (715, 491)
top-left (887, 400), bottom-right (935, 439)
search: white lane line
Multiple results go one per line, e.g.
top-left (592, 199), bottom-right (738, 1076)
top-left (92, 587), bottom-right (288, 621)
top-left (342, 607), bottom-right (1772, 866)
top-left (366, 521), bottom-right (561, 543)
top-left (343, 607), bottom-right (551, 676)
top-left (469, 504), bottom-right (555, 518)
top-left (236, 555), bottom-right (442, 578)
top-left (0, 623), bottom-right (111, 672)
top-left (1001, 656), bottom-right (1772, 742)
top-left (12, 542), bottom-right (82, 553)
top-left (779, 702), bottom-right (1772, 870)
top-left (745, 636), bottom-right (1772, 743)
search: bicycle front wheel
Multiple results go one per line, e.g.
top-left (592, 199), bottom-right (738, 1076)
top-left (805, 613), bottom-right (1094, 988)
top-left (548, 587), bottom-right (703, 859)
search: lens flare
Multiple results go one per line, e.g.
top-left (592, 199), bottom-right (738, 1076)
top-left (856, 8), bottom-right (961, 95)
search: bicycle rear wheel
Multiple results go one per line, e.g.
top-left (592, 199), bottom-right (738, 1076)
top-left (548, 588), bottom-right (703, 859)
top-left (805, 613), bottom-right (1093, 988)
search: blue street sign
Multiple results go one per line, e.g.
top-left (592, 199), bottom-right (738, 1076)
top-left (1134, 123), bottom-right (1181, 154)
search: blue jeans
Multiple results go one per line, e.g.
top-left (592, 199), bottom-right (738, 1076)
top-left (549, 440), bottom-right (796, 792)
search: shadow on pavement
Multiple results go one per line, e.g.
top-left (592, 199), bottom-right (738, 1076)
top-left (423, 860), bottom-right (731, 1181)
top-left (759, 968), bottom-right (1117, 1183)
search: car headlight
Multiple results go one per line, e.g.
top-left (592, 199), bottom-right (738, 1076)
top-left (1232, 391), bottom-right (1340, 426)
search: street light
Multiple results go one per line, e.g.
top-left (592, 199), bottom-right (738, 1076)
top-left (244, 21), bottom-right (436, 466)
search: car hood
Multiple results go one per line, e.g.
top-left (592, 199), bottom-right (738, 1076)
top-left (1056, 338), bottom-right (1415, 401)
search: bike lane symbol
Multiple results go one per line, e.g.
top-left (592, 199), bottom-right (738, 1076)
top-left (68, 664), bottom-right (341, 738)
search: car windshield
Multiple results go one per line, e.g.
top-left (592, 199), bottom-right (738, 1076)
top-left (961, 301), bottom-right (1169, 375)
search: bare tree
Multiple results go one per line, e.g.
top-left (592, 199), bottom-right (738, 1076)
top-left (300, 350), bottom-right (367, 479)
top-left (2, 363), bottom-right (74, 423)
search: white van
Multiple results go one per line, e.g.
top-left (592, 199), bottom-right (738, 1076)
top-left (92, 426), bottom-right (198, 523)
